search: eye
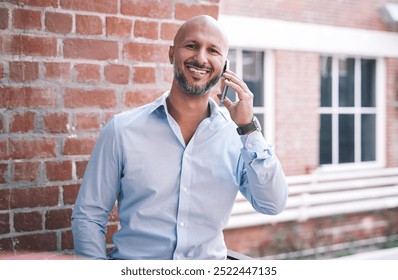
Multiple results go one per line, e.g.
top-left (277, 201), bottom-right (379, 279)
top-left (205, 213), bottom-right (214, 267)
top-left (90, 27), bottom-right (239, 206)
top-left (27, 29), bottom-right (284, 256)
top-left (208, 48), bottom-right (221, 55)
top-left (185, 43), bottom-right (198, 50)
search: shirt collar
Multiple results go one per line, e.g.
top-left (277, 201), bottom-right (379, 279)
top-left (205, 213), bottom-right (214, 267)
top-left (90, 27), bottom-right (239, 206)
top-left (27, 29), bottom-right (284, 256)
top-left (149, 91), bottom-right (169, 114)
top-left (149, 91), bottom-right (221, 120)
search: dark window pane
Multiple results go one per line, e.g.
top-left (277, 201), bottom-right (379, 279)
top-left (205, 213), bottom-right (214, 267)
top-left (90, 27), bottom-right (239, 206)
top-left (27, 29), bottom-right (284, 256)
top-left (319, 114), bottom-right (332, 164)
top-left (320, 56), bottom-right (332, 107)
top-left (243, 50), bottom-right (264, 107)
top-left (339, 114), bottom-right (355, 163)
top-left (339, 58), bottom-right (355, 107)
top-left (361, 59), bottom-right (376, 107)
top-left (361, 114), bottom-right (376, 161)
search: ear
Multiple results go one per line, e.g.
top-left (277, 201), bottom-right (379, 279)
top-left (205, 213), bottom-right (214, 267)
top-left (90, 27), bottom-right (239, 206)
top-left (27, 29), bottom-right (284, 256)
top-left (168, 46), bottom-right (174, 64)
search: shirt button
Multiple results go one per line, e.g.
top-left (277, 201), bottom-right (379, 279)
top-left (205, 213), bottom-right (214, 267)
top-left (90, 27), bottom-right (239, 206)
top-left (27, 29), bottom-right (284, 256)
top-left (247, 143), bottom-right (253, 149)
top-left (183, 187), bottom-right (188, 192)
top-left (179, 222), bottom-right (185, 227)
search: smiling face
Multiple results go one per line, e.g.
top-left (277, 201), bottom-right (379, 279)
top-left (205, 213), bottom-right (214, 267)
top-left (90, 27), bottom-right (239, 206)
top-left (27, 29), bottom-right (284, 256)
top-left (169, 16), bottom-right (229, 97)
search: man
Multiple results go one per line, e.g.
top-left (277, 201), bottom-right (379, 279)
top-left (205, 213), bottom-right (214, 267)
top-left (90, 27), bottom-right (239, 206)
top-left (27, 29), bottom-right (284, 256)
top-left (72, 15), bottom-right (288, 260)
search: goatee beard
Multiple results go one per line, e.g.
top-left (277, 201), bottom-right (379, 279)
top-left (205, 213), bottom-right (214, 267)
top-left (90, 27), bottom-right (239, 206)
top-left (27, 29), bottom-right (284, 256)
top-left (174, 63), bottom-right (221, 96)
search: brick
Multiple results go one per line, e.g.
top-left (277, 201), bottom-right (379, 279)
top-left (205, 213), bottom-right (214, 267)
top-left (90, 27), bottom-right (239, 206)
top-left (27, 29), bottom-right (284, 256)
top-left (43, 112), bottom-right (68, 133)
top-left (104, 111), bottom-right (120, 122)
top-left (123, 42), bottom-right (169, 63)
top-left (133, 66), bottom-right (156, 84)
top-left (10, 186), bottom-right (59, 209)
top-left (0, 163), bottom-right (8, 184)
top-left (0, 237), bottom-right (13, 252)
top-left (14, 211), bottom-right (42, 232)
top-left (0, 189), bottom-right (10, 210)
top-left (45, 160), bottom-right (72, 181)
top-left (6, 0), bottom-right (58, 7)
top-left (13, 161), bottom-right (40, 182)
top-left (63, 38), bottom-right (118, 60)
top-left (161, 22), bottom-right (180, 40)
top-left (125, 89), bottom-right (163, 108)
top-left (161, 66), bottom-right (173, 84)
top-left (74, 63), bottom-right (100, 83)
top-left (63, 87), bottom-right (116, 109)
top-left (9, 61), bottom-right (39, 82)
top-left (175, 3), bottom-right (219, 20)
top-left (44, 62), bottom-right (70, 80)
top-left (62, 184), bottom-right (80, 205)
top-left (76, 14), bottom-right (102, 35)
top-left (60, 0), bottom-right (117, 14)
top-left (9, 138), bottom-right (57, 159)
top-left (45, 12), bottom-right (72, 34)
top-left (0, 213), bottom-right (10, 234)
top-left (104, 64), bottom-right (130, 84)
top-left (0, 87), bottom-right (56, 108)
top-left (0, 8), bottom-right (9, 30)
top-left (75, 113), bottom-right (100, 131)
top-left (75, 160), bottom-right (88, 179)
top-left (10, 111), bottom-right (35, 133)
top-left (0, 140), bottom-right (7, 160)
top-left (0, 63), bottom-right (4, 79)
top-left (106, 17), bottom-right (132, 38)
top-left (61, 230), bottom-right (73, 250)
top-left (134, 20), bottom-right (158, 40)
top-left (0, 35), bottom-right (57, 57)
top-left (12, 9), bottom-right (42, 30)
top-left (121, 0), bottom-right (172, 18)
top-left (14, 233), bottom-right (57, 251)
top-left (0, 113), bottom-right (3, 132)
top-left (45, 208), bottom-right (72, 229)
top-left (63, 137), bottom-right (96, 155)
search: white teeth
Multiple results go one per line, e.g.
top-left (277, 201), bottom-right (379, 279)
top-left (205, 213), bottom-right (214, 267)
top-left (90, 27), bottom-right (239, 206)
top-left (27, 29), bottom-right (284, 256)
top-left (188, 67), bottom-right (206, 74)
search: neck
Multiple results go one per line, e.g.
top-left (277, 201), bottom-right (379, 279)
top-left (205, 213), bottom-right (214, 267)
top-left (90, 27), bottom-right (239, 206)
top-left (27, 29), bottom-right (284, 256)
top-left (166, 85), bottom-right (211, 144)
top-left (167, 87), bottom-right (210, 123)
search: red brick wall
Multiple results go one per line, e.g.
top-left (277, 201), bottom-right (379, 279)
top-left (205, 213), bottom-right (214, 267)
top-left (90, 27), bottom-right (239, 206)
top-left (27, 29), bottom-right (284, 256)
top-left (386, 58), bottom-right (398, 167)
top-left (0, 0), bottom-right (219, 255)
top-left (220, 0), bottom-right (398, 173)
top-left (225, 207), bottom-right (398, 258)
top-left (220, 0), bottom-right (398, 32)
top-left (274, 51), bottom-right (320, 175)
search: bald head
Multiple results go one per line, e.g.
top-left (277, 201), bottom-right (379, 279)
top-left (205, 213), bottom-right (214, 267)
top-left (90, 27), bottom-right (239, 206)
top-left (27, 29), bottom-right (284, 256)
top-left (173, 15), bottom-right (229, 57)
top-left (168, 15), bottom-right (229, 97)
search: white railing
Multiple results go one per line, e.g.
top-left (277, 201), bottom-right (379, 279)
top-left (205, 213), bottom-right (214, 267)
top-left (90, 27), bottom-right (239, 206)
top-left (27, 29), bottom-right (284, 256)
top-left (226, 167), bottom-right (398, 229)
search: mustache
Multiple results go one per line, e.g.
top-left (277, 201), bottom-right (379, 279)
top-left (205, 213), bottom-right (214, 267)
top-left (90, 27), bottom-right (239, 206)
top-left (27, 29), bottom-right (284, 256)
top-left (186, 61), bottom-right (212, 70)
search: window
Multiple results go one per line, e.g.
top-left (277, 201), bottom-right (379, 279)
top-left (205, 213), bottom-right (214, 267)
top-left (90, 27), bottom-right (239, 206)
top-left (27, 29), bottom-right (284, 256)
top-left (319, 56), bottom-right (379, 166)
top-left (227, 49), bottom-right (272, 140)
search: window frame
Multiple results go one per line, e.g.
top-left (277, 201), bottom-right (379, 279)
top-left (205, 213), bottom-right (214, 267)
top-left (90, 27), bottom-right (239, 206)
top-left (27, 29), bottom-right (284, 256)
top-left (317, 55), bottom-right (386, 172)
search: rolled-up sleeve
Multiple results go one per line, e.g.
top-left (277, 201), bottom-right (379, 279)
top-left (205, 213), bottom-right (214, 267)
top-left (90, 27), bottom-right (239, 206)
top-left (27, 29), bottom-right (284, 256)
top-left (238, 131), bottom-right (288, 215)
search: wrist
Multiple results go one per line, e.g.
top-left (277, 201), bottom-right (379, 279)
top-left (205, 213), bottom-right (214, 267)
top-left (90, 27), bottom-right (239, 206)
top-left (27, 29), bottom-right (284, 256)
top-left (236, 116), bottom-right (262, 135)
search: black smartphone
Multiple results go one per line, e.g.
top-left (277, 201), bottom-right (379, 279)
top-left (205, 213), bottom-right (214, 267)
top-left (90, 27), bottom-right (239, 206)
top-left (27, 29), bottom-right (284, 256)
top-left (220, 59), bottom-right (230, 102)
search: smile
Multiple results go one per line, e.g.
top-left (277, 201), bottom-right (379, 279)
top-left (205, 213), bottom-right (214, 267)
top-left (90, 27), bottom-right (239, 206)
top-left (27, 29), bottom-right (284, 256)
top-left (188, 67), bottom-right (207, 75)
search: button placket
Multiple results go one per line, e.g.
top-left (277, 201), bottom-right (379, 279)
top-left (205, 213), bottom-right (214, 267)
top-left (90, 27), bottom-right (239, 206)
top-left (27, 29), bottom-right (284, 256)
top-left (173, 146), bottom-right (193, 258)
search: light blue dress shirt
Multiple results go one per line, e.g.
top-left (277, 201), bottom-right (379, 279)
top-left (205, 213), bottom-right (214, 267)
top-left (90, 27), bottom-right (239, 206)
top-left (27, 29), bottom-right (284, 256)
top-left (72, 91), bottom-right (288, 260)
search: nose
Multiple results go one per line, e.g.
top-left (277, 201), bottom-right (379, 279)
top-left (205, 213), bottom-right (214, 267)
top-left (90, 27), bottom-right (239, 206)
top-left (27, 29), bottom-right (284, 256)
top-left (194, 47), bottom-right (208, 66)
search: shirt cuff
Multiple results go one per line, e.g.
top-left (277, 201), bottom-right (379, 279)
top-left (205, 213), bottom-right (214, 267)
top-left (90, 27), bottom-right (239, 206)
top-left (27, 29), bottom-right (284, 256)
top-left (240, 131), bottom-right (273, 162)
